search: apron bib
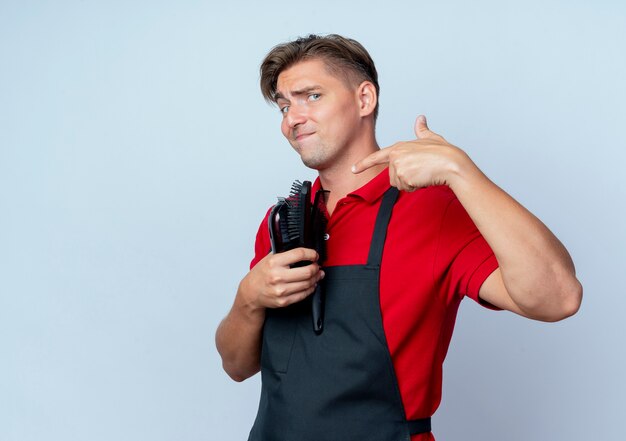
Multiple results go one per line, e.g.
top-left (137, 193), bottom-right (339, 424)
top-left (249, 187), bottom-right (431, 441)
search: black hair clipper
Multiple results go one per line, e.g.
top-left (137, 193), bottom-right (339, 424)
top-left (268, 180), bottom-right (328, 334)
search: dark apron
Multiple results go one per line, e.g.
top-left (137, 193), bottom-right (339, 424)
top-left (248, 187), bottom-right (431, 441)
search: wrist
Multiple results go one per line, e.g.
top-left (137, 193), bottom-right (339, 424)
top-left (235, 277), bottom-right (266, 321)
top-left (446, 147), bottom-right (481, 192)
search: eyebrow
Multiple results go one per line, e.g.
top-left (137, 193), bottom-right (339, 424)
top-left (274, 85), bottom-right (322, 101)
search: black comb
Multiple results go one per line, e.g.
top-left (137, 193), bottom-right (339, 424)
top-left (269, 181), bottom-right (312, 255)
top-left (284, 180), bottom-right (312, 253)
top-left (309, 188), bottom-right (328, 333)
top-left (268, 180), bottom-right (328, 333)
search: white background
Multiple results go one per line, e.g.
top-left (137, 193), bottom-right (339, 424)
top-left (1, 1), bottom-right (624, 440)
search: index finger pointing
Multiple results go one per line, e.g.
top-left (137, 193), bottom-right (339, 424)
top-left (351, 148), bottom-right (391, 174)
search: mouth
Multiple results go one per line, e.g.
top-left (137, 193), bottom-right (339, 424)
top-left (295, 132), bottom-right (315, 142)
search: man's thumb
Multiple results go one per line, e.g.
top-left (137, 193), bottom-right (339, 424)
top-left (414, 114), bottom-right (430, 139)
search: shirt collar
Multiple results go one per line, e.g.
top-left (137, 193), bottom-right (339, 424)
top-left (311, 167), bottom-right (390, 204)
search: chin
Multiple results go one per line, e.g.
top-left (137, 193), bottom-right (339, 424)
top-left (300, 154), bottom-right (332, 170)
top-left (297, 142), bottom-right (338, 170)
top-left (301, 158), bottom-right (323, 170)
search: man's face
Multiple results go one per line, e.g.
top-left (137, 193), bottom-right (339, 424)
top-left (275, 59), bottom-right (362, 170)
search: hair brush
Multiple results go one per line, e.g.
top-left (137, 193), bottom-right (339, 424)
top-left (269, 180), bottom-right (328, 333)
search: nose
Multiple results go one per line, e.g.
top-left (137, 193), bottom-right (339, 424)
top-left (285, 104), bottom-right (307, 129)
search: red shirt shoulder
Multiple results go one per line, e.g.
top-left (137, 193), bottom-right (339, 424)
top-left (250, 207), bottom-right (273, 270)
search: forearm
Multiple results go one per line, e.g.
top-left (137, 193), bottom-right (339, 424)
top-left (352, 115), bottom-right (582, 320)
top-left (215, 280), bottom-right (265, 382)
top-left (449, 151), bottom-right (582, 318)
top-left (215, 248), bottom-right (323, 381)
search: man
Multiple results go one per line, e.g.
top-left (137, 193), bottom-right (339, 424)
top-left (215, 34), bottom-right (582, 441)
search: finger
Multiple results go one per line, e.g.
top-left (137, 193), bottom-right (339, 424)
top-left (388, 161), bottom-right (399, 189)
top-left (351, 147), bottom-right (391, 174)
top-left (388, 156), bottom-right (419, 192)
top-left (280, 263), bottom-right (323, 283)
top-left (413, 114), bottom-right (442, 141)
top-left (276, 284), bottom-right (318, 307)
top-left (273, 247), bottom-right (319, 266)
top-left (387, 150), bottom-right (416, 191)
top-left (281, 277), bottom-right (321, 297)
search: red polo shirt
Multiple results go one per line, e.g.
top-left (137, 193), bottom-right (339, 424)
top-left (250, 168), bottom-right (499, 441)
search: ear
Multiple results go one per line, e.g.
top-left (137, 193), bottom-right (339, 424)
top-left (356, 81), bottom-right (377, 118)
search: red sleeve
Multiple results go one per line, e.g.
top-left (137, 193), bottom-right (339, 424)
top-left (250, 207), bottom-right (273, 270)
top-left (434, 196), bottom-right (500, 309)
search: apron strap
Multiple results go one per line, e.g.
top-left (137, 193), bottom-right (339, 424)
top-left (366, 187), bottom-right (399, 268)
top-left (407, 417), bottom-right (432, 434)
top-left (366, 187), bottom-right (432, 436)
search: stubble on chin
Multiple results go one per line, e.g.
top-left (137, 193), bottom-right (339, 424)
top-left (300, 154), bottom-right (325, 170)
top-left (297, 143), bottom-right (333, 170)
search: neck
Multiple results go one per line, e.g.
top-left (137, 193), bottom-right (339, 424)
top-left (318, 129), bottom-right (385, 215)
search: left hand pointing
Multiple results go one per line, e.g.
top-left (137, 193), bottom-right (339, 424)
top-left (352, 115), bottom-right (470, 192)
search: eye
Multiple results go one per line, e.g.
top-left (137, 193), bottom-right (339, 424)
top-left (309, 93), bottom-right (321, 101)
top-left (279, 105), bottom-right (290, 114)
